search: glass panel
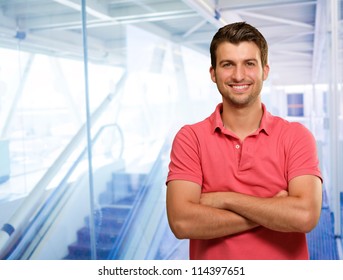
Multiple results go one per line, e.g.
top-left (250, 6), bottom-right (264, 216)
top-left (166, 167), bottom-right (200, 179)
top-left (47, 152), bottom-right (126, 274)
top-left (76, 2), bottom-right (217, 260)
top-left (337, 0), bottom-right (343, 239)
top-left (0, 0), bottom-right (215, 260)
top-left (0, 0), bottom-right (94, 259)
top-left (1, 0), bottom-right (341, 260)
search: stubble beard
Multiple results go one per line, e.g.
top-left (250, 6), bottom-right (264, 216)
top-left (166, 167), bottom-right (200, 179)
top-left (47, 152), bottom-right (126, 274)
top-left (219, 85), bottom-right (262, 109)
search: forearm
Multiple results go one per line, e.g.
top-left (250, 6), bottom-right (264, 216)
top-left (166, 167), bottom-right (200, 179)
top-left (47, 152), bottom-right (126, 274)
top-left (225, 193), bottom-right (308, 232)
top-left (213, 191), bottom-right (318, 233)
top-left (167, 180), bottom-right (260, 240)
top-left (167, 202), bottom-right (258, 240)
top-left (200, 176), bottom-right (322, 233)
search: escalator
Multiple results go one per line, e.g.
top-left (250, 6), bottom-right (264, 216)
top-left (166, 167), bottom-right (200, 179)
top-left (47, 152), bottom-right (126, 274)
top-left (0, 123), bottom-right (340, 260)
top-left (0, 131), bottom-right (183, 260)
top-left (64, 172), bottom-right (146, 259)
top-left (0, 77), bottom-right (184, 260)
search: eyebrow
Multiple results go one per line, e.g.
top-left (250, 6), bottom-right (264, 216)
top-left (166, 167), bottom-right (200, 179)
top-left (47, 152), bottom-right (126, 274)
top-left (219, 58), bottom-right (259, 64)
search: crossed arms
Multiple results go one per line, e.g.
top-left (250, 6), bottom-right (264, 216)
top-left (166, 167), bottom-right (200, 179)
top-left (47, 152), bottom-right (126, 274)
top-left (166, 175), bottom-right (322, 240)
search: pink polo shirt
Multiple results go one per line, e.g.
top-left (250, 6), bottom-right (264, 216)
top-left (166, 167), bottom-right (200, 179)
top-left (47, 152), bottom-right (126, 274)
top-left (167, 103), bottom-right (322, 260)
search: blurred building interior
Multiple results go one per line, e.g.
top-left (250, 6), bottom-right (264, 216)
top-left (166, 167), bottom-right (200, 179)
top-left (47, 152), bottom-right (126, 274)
top-left (0, 0), bottom-right (342, 260)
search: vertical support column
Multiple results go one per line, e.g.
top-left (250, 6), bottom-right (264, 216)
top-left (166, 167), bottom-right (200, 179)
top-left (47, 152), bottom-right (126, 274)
top-left (328, 0), bottom-right (340, 235)
top-left (81, 0), bottom-right (97, 260)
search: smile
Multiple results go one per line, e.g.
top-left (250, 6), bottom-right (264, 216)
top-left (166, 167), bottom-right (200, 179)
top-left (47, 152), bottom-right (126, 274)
top-left (231, 85), bottom-right (249, 90)
top-left (229, 84), bottom-right (251, 92)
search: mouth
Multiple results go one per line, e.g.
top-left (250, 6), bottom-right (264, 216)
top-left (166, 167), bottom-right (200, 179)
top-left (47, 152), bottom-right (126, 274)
top-left (229, 84), bottom-right (251, 92)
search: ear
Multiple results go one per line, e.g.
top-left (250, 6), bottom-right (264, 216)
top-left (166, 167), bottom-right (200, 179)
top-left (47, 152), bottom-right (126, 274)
top-left (263, 64), bottom-right (270, 81)
top-left (209, 66), bottom-right (216, 83)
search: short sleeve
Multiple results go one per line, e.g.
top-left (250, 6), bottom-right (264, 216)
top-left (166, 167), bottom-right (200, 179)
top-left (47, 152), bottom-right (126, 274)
top-left (166, 126), bottom-right (203, 186)
top-left (286, 123), bottom-right (322, 182)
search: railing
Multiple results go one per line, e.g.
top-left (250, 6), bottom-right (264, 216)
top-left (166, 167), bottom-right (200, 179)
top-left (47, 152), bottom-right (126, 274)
top-left (1, 123), bottom-right (124, 259)
top-left (0, 106), bottom-right (183, 260)
top-left (0, 89), bottom-right (123, 259)
top-left (108, 135), bottom-right (173, 259)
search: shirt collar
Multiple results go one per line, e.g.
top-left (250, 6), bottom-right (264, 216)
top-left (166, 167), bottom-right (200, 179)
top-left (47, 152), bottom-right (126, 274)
top-left (210, 103), bottom-right (272, 135)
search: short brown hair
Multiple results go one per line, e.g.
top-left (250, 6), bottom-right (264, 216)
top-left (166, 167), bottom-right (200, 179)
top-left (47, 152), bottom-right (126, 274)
top-left (210, 22), bottom-right (268, 69)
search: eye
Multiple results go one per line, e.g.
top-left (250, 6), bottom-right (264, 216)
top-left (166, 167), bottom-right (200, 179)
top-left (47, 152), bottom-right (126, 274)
top-left (222, 62), bottom-right (233, 67)
top-left (246, 61), bottom-right (256, 67)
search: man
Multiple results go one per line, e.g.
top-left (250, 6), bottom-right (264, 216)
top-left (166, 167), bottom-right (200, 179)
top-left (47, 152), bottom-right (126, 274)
top-left (166, 22), bottom-right (322, 260)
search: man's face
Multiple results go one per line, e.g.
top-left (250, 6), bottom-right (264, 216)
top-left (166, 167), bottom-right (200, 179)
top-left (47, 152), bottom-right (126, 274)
top-left (210, 41), bottom-right (269, 108)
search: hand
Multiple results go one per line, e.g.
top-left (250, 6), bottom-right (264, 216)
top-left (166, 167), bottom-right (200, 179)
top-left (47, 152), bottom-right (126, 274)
top-left (274, 190), bottom-right (288, 198)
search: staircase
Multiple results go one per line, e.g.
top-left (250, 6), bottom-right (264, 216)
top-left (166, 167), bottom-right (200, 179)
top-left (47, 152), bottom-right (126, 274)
top-left (62, 174), bottom-right (340, 260)
top-left (64, 172), bottom-right (146, 260)
top-left (306, 189), bottom-right (340, 260)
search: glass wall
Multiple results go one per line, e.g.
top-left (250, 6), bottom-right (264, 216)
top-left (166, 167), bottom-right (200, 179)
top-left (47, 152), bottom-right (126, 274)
top-left (0, 0), bottom-right (218, 259)
top-left (328, 0), bottom-right (343, 239)
top-left (0, 0), bottom-right (342, 259)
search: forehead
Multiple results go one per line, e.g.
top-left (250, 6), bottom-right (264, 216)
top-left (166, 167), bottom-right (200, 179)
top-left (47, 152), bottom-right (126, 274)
top-left (216, 41), bottom-right (261, 62)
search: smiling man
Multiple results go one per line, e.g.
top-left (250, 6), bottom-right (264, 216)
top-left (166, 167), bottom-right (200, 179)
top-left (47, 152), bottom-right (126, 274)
top-left (166, 22), bottom-right (322, 260)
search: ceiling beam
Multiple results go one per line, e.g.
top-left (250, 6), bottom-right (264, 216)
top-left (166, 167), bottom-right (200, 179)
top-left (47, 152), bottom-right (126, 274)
top-left (53, 0), bottom-right (113, 21)
top-left (312, 0), bottom-right (328, 83)
top-left (182, 19), bottom-right (207, 38)
top-left (182, 0), bottom-right (243, 27)
top-left (238, 10), bottom-right (314, 29)
top-left (29, 10), bottom-right (198, 32)
top-left (220, 0), bottom-right (317, 12)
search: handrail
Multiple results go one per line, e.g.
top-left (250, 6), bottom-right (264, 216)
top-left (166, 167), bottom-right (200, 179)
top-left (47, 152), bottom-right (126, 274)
top-left (4, 123), bottom-right (124, 259)
top-left (0, 89), bottom-right (122, 258)
top-left (108, 135), bottom-right (172, 259)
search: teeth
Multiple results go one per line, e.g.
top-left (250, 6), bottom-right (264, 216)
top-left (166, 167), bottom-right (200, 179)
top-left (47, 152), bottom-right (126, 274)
top-left (232, 85), bottom-right (249, 89)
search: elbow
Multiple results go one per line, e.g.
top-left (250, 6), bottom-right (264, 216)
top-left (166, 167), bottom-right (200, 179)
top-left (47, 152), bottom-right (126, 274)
top-left (296, 210), bottom-right (321, 233)
top-left (167, 205), bottom-right (195, 239)
top-left (167, 211), bottom-right (193, 239)
top-left (168, 219), bottom-right (190, 239)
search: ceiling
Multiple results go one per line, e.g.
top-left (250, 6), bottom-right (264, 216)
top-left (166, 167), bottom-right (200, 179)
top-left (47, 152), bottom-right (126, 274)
top-left (0, 0), bottom-right (342, 86)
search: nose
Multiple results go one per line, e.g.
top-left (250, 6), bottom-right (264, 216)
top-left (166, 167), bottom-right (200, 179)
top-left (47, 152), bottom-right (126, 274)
top-left (232, 65), bottom-right (245, 82)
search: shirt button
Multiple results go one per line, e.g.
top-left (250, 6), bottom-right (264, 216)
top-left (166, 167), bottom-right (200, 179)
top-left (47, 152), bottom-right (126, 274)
top-left (235, 144), bottom-right (240, 149)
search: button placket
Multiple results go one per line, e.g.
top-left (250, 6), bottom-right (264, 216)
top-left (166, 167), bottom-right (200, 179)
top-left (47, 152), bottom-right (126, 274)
top-left (239, 137), bottom-right (255, 171)
top-left (234, 141), bottom-right (242, 167)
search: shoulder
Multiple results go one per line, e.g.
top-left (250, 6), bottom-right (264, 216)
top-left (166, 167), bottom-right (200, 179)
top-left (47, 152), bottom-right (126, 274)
top-left (274, 119), bottom-right (317, 152)
top-left (172, 103), bottom-right (221, 146)
top-left (265, 114), bottom-right (317, 151)
top-left (271, 116), bottom-right (314, 138)
top-left (175, 116), bottom-right (213, 140)
top-left (285, 121), bottom-right (315, 140)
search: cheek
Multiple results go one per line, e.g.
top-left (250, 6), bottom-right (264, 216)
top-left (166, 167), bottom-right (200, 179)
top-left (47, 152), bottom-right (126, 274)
top-left (248, 70), bottom-right (264, 82)
top-left (214, 70), bottom-right (230, 83)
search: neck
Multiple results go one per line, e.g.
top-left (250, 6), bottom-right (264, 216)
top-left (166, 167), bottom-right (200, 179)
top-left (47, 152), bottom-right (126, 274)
top-left (221, 101), bottom-right (263, 140)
